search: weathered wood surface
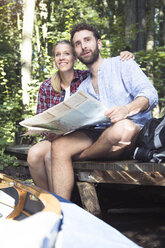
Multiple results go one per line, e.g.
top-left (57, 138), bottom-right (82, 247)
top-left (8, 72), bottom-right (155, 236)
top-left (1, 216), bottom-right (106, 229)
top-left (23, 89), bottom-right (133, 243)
top-left (76, 170), bottom-right (165, 186)
top-left (5, 145), bottom-right (165, 216)
top-left (6, 145), bottom-right (31, 155)
top-left (77, 182), bottom-right (101, 217)
top-left (5, 145), bottom-right (165, 184)
top-left (5, 145), bottom-right (165, 173)
top-left (73, 160), bottom-right (165, 172)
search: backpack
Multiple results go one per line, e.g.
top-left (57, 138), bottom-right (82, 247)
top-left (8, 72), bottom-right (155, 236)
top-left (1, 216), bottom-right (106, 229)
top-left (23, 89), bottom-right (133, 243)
top-left (133, 115), bottom-right (165, 163)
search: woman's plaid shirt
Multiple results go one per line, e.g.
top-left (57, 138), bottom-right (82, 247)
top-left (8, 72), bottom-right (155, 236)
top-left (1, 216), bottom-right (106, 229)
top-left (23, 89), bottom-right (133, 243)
top-left (36, 70), bottom-right (89, 114)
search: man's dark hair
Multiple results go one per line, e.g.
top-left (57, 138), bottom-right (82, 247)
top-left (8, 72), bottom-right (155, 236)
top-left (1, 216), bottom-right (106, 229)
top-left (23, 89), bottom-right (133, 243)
top-left (70, 22), bottom-right (101, 46)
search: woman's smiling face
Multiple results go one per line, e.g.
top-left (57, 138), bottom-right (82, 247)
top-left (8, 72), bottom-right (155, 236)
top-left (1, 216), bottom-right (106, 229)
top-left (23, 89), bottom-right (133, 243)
top-left (54, 43), bottom-right (75, 72)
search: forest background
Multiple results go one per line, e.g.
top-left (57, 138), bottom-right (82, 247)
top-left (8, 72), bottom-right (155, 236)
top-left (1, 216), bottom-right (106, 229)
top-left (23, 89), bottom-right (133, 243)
top-left (0, 0), bottom-right (165, 168)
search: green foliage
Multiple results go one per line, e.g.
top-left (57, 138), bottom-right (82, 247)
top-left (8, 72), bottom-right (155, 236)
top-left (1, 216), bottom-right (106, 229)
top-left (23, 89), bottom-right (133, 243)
top-left (0, 0), bottom-right (164, 169)
top-left (0, 149), bottom-right (19, 170)
top-left (0, 0), bottom-right (23, 149)
top-left (135, 46), bottom-right (165, 102)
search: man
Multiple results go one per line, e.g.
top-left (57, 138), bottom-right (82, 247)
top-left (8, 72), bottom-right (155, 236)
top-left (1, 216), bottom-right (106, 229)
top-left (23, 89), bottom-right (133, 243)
top-left (51, 22), bottom-right (158, 200)
top-left (27, 40), bottom-right (134, 193)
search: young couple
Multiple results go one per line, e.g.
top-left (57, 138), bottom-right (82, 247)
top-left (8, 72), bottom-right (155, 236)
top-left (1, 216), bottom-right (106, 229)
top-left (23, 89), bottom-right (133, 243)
top-left (28, 22), bottom-right (158, 200)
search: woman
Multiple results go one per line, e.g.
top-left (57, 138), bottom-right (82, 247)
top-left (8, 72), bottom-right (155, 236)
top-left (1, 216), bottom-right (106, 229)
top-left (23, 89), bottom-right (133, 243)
top-left (27, 40), bottom-right (134, 192)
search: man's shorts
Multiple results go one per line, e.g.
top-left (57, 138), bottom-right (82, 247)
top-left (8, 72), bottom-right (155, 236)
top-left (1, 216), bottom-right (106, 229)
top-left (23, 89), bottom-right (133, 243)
top-left (77, 127), bottom-right (135, 160)
top-left (77, 128), bottom-right (105, 143)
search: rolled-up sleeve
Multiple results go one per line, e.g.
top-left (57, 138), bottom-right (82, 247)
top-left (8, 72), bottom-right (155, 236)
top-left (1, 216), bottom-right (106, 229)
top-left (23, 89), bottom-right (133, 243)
top-left (121, 59), bottom-right (158, 111)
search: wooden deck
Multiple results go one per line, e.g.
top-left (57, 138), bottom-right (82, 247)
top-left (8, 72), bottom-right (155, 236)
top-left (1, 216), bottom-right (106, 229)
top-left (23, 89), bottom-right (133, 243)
top-left (5, 145), bottom-right (165, 217)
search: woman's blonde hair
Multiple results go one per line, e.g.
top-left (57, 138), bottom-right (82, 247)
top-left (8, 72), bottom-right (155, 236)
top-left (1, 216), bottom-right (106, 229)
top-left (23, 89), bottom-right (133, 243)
top-left (51, 40), bottom-right (75, 93)
top-left (51, 71), bottom-right (62, 93)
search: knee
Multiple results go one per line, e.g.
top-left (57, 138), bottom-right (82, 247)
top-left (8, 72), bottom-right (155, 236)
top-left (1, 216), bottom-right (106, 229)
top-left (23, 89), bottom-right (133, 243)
top-left (106, 120), bottom-right (139, 143)
top-left (51, 138), bottom-right (64, 157)
top-left (27, 145), bottom-right (43, 167)
top-left (115, 119), bottom-right (135, 136)
top-left (51, 138), bottom-right (71, 158)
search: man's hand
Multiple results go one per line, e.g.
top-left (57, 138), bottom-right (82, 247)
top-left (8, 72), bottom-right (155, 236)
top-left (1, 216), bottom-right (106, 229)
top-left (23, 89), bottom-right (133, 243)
top-left (120, 51), bottom-right (135, 60)
top-left (104, 106), bottom-right (129, 123)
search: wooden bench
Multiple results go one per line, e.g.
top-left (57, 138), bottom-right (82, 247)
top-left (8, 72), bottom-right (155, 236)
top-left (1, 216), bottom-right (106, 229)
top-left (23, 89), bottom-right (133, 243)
top-left (5, 145), bottom-right (165, 217)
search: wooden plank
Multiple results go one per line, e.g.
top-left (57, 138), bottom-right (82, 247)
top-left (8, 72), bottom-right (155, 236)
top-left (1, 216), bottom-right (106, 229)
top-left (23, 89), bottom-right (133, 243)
top-left (73, 160), bottom-right (165, 173)
top-left (76, 181), bottom-right (101, 217)
top-left (4, 145), bottom-right (165, 217)
top-left (76, 170), bottom-right (165, 186)
top-left (5, 157), bottom-right (165, 175)
top-left (107, 207), bottom-right (165, 214)
top-left (6, 145), bottom-right (31, 155)
top-left (5, 145), bottom-right (165, 173)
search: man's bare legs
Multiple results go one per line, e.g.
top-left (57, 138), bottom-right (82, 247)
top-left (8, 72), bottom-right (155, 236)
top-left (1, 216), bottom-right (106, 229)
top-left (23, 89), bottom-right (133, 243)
top-left (51, 119), bottom-right (140, 200)
top-left (51, 132), bottom-right (92, 200)
top-left (78, 119), bottom-right (141, 160)
top-left (27, 140), bottom-right (51, 191)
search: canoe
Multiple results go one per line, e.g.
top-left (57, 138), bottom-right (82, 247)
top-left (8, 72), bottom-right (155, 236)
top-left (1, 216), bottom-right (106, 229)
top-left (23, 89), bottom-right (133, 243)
top-left (0, 173), bottom-right (62, 248)
top-left (0, 173), bottom-right (61, 219)
top-left (0, 173), bottom-right (142, 248)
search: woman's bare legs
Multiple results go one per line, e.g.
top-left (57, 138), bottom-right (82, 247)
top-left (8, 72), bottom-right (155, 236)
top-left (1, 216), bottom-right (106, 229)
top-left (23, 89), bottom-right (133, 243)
top-left (27, 140), bottom-right (51, 191)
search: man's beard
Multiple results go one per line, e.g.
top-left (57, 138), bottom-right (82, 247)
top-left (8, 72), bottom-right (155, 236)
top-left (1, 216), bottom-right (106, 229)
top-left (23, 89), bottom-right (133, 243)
top-left (78, 46), bottom-right (100, 66)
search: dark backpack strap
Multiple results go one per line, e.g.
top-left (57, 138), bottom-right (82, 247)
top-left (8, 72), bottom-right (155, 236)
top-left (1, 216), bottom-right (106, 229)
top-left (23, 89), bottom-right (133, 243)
top-left (133, 147), bottom-right (165, 163)
top-left (151, 148), bottom-right (165, 163)
top-left (154, 116), bottom-right (165, 148)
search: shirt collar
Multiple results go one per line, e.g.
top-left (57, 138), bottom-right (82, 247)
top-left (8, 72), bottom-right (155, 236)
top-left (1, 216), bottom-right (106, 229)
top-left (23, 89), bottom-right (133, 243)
top-left (73, 70), bottom-right (80, 79)
top-left (98, 58), bottom-right (106, 71)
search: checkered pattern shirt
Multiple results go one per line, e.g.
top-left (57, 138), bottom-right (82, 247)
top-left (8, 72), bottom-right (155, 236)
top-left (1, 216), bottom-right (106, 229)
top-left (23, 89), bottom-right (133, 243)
top-left (36, 70), bottom-right (89, 114)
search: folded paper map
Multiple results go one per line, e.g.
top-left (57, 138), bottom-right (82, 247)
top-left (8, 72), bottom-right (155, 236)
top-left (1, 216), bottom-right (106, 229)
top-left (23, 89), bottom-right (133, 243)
top-left (19, 91), bottom-right (109, 135)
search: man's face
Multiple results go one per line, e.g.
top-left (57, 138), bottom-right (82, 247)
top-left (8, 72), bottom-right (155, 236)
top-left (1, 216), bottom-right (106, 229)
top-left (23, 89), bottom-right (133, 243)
top-left (72, 30), bottom-right (101, 66)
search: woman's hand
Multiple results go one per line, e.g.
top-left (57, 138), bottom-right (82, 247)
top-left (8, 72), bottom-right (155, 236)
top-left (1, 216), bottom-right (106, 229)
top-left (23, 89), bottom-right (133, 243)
top-left (120, 51), bottom-right (135, 60)
top-left (104, 106), bottom-right (129, 123)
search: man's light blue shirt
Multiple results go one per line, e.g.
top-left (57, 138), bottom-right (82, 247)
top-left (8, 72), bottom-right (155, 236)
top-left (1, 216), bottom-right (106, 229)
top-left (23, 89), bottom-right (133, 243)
top-left (78, 57), bottom-right (158, 127)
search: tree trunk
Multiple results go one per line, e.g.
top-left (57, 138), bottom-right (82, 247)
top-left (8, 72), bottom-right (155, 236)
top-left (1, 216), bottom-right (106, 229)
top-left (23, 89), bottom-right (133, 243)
top-left (137, 0), bottom-right (146, 51)
top-left (21, 0), bottom-right (36, 106)
top-left (125, 0), bottom-right (137, 51)
top-left (159, 0), bottom-right (165, 109)
top-left (159, 0), bottom-right (165, 46)
top-left (146, 0), bottom-right (155, 50)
